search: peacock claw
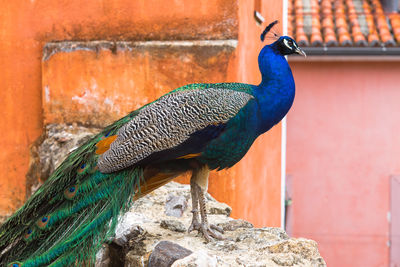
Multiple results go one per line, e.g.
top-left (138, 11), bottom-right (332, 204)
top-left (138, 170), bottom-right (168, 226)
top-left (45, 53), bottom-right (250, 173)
top-left (210, 224), bottom-right (224, 234)
top-left (189, 167), bottom-right (225, 242)
top-left (187, 220), bottom-right (200, 234)
top-left (188, 218), bottom-right (224, 242)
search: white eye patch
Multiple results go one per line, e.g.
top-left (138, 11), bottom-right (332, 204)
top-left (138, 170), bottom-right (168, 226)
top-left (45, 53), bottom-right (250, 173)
top-left (283, 39), bottom-right (290, 49)
top-left (283, 39), bottom-right (296, 50)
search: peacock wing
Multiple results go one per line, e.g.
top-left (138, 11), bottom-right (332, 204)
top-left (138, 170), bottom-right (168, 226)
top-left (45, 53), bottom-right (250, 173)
top-left (97, 87), bottom-right (253, 173)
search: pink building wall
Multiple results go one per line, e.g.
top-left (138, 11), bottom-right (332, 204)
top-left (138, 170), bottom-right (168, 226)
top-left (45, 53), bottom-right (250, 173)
top-left (287, 59), bottom-right (400, 267)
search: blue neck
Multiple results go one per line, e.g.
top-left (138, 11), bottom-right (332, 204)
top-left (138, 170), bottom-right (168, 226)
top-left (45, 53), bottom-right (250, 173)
top-left (253, 44), bottom-right (295, 134)
top-left (258, 44), bottom-right (292, 86)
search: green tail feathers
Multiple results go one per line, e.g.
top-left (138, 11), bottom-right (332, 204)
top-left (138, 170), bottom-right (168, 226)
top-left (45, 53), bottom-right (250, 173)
top-left (0, 112), bottom-right (142, 267)
top-left (0, 83), bottom-right (237, 266)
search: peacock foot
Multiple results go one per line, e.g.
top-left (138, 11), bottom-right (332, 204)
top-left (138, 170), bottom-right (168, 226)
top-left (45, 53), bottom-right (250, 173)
top-left (188, 212), bottom-right (224, 242)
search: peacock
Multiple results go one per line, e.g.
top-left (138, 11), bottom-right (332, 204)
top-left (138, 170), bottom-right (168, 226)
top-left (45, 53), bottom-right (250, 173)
top-left (0, 21), bottom-right (305, 267)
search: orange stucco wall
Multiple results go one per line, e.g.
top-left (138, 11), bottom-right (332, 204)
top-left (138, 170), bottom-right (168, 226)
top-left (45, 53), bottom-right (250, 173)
top-left (207, 0), bottom-right (284, 227)
top-left (0, 1), bottom-right (284, 227)
top-left (287, 59), bottom-right (400, 266)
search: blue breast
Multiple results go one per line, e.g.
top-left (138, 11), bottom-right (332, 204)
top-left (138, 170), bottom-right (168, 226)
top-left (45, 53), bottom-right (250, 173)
top-left (200, 44), bottom-right (296, 170)
top-left (252, 45), bottom-right (295, 135)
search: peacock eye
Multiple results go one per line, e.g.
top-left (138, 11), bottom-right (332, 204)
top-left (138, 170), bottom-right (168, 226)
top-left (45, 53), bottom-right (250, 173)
top-left (283, 38), bottom-right (294, 49)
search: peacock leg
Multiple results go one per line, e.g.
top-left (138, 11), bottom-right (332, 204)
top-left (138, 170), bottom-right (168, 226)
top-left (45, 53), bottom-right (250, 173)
top-left (188, 177), bottom-right (201, 233)
top-left (187, 165), bottom-right (224, 241)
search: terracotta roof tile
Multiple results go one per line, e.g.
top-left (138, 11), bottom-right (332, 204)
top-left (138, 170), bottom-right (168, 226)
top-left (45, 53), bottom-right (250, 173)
top-left (289, 0), bottom-right (400, 47)
top-left (288, 0), bottom-right (294, 37)
top-left (389, 13), bottom-right (400, 42)
top-left (293, 0), bottom-right (310, 46)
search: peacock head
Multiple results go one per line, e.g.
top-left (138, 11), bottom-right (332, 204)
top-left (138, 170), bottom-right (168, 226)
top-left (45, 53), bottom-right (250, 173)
top-left (275, 36), bottom-right (306, 56)
top-left (260, 20), bottom-right (306, 57)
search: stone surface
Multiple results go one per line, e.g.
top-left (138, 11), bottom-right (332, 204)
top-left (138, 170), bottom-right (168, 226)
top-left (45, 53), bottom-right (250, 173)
top-left (95, 245), bottom-right (111, 267)
top-left (172, 250), bottom-right (218, 267)
top-left (217, 218), bottom-right (253, 231)
top-left (165, 194), bottom-right (188, 217)
top-left (160, 219), bottom-right (187, 233)
top-left (38, 124), bottom-right (100, 180)
top-left (95, 182), bottom-right (326, 267)
top-left (148, 241), bottom-right (192, 267)
top-left (26, 124), bottom-right (100, 195)
top-left (207, 201), bottom-right (232, 216)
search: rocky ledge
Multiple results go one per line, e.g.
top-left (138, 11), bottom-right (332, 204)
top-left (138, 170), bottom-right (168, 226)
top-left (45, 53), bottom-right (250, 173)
top-left (96, 182), bottom-right (326, 267)
top-left (28, 124), bottom-right (325, 267)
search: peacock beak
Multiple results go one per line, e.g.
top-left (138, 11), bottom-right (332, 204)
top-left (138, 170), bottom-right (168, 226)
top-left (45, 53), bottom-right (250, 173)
top-left (295, 47), bottom-right (306, 57)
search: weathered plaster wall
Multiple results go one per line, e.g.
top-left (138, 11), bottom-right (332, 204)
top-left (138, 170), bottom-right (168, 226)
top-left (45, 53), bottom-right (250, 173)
top-left (0, 0), bottom-right (236, 215)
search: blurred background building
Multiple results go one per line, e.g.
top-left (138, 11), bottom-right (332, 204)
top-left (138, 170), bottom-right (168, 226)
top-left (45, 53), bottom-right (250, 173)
top-left (286, 0), bottom-right (400, 266)
top-left (0, 0), bottom-right (399, 266)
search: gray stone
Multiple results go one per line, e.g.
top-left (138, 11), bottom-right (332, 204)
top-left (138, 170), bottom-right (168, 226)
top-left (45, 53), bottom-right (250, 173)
top-left (125, 251), bottom-right (150, 267)
top-left (207, 201), bottom-right (232, 216)
top-left (38, 124), bottom-right (99, 180)
top-left (160, 219), bottom-right (186, 233)
top-left (124, 248), bottom-right (148, 267)
top-left (267, 238), bottom-right (325, 265)
top-left (148, 241), bottom-right (192, 267)
top-left (114, 224), bottom-right (145, 247)
top-left (271, 253), bottom-right (302, 266)
top-left (27, 123), bottom-right (100, 196)
top-left (165, 194), bottom-right (188, 217)
top-left (217, 219), bottom-right (253, 231)
top-left (95, 245), bottom-right (110, 267)
top-left (171, 250), bottom-right (218, 267)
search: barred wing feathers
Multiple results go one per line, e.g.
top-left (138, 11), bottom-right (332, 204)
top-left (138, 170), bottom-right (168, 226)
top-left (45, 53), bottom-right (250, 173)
top-left (98, 87), bottom-right (253, 173)
top-left (0, 84), bottom-right (253, 267)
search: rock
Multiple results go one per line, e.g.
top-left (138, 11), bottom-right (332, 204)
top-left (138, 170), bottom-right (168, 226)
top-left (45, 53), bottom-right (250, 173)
top-left (267, 238), bottom-right (326, 267)
top-left (29, 124), bottom-right (326, 267)
top-left (217, 219), bottom-right (253, 231)
top-left (107, 243), bottom-right (125, 266)
top-left (32, 127), bottom-right (325, 267)
top-left (124, 250), bottom-right (151, 267)
top-left (96, 222), bottom-right (149, 266)
top-left (172, 250), bottom-right (217, 267)
top-left (95, 182), bottom-right (326, 267)
top-left (95, 245), bottom-right (110, 267)
top-left (165, 194), bottom-right (188, 217)
top-left (112, 211), bottom-right (149, 252)
top-left (27, 123), bottom-right (100, 196)
top-left (207, 201), bottom-right (232, 216)
top-left (160, 219), bottom-right (187, 233)
top-left (38, 124), bottom-right (100, 180)
top-left (271, 253), bottom-right (302, 266)
top-left (148, 241), bottom-right (192, 267)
